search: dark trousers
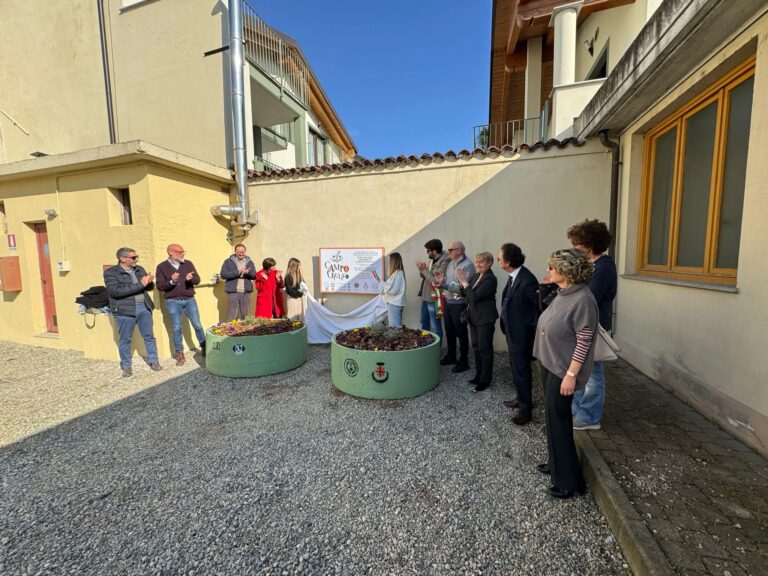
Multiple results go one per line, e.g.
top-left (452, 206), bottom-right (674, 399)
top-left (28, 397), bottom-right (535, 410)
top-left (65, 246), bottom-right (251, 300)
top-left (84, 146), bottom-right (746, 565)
top-left (443, 303), bottom-right (469, 363)
top-left (507, 335), bottom-right (533, 416)
top-left (542, 366), bottom-right (586, 493)
top-left (469, 322), bottom-right (495, 384)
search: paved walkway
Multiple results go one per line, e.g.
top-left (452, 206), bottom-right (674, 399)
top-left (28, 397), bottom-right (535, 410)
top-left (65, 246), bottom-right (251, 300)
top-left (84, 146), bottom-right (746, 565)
top-left (579, 359), bottom-right (768, 576)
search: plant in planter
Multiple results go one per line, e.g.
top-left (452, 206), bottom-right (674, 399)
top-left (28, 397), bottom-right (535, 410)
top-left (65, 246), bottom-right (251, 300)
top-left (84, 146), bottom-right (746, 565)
top-left (331, 323), bottom-right (440, 399)
top-left (206, 317), bottom-right (308, 378)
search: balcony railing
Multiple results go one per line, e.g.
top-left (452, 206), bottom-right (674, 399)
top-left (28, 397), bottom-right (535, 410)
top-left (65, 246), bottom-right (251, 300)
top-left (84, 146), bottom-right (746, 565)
top-left (473, 117), bottom-right (544, 149)
top-left (242, 1), bottom-right (310, 108)
top-left (254, 155), bottom-right (287, 172)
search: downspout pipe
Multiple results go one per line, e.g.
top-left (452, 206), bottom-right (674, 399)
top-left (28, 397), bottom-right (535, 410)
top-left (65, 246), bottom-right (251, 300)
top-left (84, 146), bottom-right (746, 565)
top-left (228, 0), bottom-right (249, 225)
top-left (599, 130), bottom-right (619, 255)
top-left (97, 0), bottom-right (116, 144)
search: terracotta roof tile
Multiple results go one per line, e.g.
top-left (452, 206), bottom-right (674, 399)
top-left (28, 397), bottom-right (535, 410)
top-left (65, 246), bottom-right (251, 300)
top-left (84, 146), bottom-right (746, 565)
top-left (247, 138), bottom-right (584, 180)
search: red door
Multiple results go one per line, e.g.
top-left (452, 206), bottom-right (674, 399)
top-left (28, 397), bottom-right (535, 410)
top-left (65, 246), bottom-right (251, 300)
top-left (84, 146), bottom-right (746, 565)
top-left (34, 223), bottom-right (58, 333)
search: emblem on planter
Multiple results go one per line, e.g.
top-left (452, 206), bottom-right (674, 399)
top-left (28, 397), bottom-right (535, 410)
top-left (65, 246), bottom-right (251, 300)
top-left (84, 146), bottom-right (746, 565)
top-left (233, 343), bottom-right (245, 355)
top-left (344, 359), bottom-right (359, 377)
top-left (371, 362), bottom-right (389, 383)
top-left (212, 342), bottom-right (220, 350)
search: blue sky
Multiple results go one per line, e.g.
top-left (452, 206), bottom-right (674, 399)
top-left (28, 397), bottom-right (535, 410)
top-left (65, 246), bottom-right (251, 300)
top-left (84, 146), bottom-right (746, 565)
top-left (252, 0), bottom-right (493, 159)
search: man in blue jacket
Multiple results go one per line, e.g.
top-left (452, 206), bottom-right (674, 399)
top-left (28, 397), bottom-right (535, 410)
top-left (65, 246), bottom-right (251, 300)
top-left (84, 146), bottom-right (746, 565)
top-left (104, 247), bottom-right (162, 378)
top-left (568, 219), bottom-right (617, 430)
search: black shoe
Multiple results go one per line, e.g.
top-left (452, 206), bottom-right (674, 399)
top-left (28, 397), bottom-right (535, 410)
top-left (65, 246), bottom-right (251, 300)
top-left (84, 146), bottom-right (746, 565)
top-left (472, 383), bottom-right (489, 393)
top-left (451, 363), bottom-right (470, 373)
top-left (121, 368), bottom-right (132, 378)
top-left (503, 399), bottom-right (519, 409)
top-left (440, 356), bottom-right (458, 366)
top-left (549, 486), bottom-right (585, 499)
top-left (512, 412), bottom-right (531, 426)
top-left (468, 378), bottom-right (478, 385)
top-left (149, 363), bottom-right (163, 372)
top-left (536, 463), bottom-right (550, 475)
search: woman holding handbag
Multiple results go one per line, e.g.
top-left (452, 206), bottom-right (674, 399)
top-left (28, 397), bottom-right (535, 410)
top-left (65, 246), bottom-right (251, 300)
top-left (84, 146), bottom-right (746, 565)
top-left (456, 252), bottom-right (498, 392)
top-left (533, 249), bottom-right (598, 499)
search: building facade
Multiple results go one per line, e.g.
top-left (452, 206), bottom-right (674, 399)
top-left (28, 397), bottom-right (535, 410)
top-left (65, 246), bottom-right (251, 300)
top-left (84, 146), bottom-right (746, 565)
top-left (0, 0), bottom-right (355, 171)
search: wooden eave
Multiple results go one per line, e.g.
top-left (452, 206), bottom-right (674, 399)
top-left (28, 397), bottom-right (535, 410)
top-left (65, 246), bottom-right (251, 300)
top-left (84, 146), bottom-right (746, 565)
top-left (309, 78), bottom-right (356, 159)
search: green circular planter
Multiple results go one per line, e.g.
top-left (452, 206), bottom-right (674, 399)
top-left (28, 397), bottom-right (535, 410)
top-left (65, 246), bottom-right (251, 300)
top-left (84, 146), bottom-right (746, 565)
top-left (206, 324), bottom-right (308, 377)
top-left (331, 332), bottom-right (441, 399)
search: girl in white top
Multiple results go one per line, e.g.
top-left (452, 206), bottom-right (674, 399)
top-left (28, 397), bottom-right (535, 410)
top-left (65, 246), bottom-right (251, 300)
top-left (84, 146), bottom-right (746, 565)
top-left (381, 252), bottom-right (407, 327)
top-left (282, 258), bottom-right (309, 322)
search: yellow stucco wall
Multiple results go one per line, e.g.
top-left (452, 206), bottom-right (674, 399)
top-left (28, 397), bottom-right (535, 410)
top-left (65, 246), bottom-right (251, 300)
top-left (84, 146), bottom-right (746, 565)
top-left (0, 160), bottom-right (235, 362)
top-left (614, 15), bottom-right (768, 454)
top-left (247, 143), bottom-right (611, 347)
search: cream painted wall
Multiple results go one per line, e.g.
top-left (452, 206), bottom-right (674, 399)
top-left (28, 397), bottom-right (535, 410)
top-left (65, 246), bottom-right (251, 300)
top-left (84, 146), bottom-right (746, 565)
top-left (576, 1), bottom-right (650, 81)
top-left (550, 79), bottom-right (604, 138)
top-left (613, 16), bottom-right (768, 454)
top-left (106, 0), bottom-right (231, 167)
top-left (0, 161), bottom-right (234, 362)
top-left (248, 143), bottom-right (611, 348)
top-left (0, 0), bottom-right (110, 162)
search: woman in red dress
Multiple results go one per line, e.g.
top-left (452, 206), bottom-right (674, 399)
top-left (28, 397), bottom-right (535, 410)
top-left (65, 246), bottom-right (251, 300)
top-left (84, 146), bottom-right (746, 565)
top-left (254, 257), bottom-right (285, 318)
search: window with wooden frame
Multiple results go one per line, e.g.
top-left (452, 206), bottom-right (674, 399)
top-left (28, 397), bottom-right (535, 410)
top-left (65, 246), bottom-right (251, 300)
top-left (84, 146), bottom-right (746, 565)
top-left (637, 56), bottom-right (755, 285)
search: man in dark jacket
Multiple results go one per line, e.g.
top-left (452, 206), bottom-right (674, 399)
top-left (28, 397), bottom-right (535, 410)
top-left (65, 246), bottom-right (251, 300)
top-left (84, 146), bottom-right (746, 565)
top-left (498, 243), bottom-right (539, 425)
top-left (156, 243), bottom-right (205, 366)
top-left (220, 244), bottom-right (257, 321)
top-left (104, 247), bottom-right (161, 377)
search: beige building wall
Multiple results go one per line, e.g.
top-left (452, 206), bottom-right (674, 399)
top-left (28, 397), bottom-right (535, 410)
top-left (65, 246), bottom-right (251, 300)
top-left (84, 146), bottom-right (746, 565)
top-left (613, 15), bottom-right (768, 454)
top-left (105, 0), bottom-right (232, 167)
top-left (576, 1), bottom-right (653, 81)
top-left (0, 0), bottom-right (110, 163)
top-left (0, 147), bottom-right (235, 362)
top-left (247, 143), bottom-right (611, 347)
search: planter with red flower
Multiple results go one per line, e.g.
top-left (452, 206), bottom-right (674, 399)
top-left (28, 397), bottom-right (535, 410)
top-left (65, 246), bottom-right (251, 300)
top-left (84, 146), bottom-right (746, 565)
top-left (205, 317), bottom-right (307, 377)
top-left (331, 324), bottom-right (440, 399)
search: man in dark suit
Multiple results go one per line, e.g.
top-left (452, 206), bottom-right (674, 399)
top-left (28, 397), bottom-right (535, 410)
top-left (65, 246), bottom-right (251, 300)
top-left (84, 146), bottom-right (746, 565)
top-left (498, 243), bottom-right (539, 425)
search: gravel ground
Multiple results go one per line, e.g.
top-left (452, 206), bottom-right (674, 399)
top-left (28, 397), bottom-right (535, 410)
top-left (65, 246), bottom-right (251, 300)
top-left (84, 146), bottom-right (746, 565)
top-left (0, 341), bottom-right (629, 575)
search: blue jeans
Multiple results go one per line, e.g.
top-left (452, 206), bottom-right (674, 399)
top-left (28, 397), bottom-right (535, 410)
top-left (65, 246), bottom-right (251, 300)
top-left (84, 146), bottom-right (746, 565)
top-left (420, 300), bottom-right (443, 341)
top-left (572, 360), bottom-right (606, 425)
top-left (165, 297), bottom-right (206, 353)
top-left (387, 304), bottom-right (404, 327)
top-left (115, 304), bottom-right (158, 369)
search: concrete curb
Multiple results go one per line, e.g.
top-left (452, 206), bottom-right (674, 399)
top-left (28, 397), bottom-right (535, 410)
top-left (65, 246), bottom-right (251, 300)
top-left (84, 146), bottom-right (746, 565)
top-left (576, 433), bottom-right (676, 576)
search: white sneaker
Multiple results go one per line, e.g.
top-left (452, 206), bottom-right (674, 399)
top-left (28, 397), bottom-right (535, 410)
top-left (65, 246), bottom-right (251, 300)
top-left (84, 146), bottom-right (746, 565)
top-left (573, 419), bottom-right (601, 430)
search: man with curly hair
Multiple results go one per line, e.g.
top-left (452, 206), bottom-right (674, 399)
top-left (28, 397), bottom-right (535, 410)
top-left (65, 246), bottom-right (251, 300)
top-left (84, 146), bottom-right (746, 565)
top-left (567, 219), bottom-right (617, 430)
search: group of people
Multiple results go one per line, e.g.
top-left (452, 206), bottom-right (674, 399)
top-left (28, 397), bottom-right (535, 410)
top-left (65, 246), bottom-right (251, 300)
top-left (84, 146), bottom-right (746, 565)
top-left (103, 219), bottom-right (616, 499)
top-left (103, 244), bottom-right (308, 377)
top-left (397, 219), bottom-right (616, 499)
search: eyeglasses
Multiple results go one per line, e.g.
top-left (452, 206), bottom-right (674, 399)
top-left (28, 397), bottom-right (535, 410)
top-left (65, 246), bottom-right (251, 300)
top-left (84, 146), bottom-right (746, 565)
top-left (447, 248), bottom-right (460, 252)
top-left (126, 255), bottom-right (139, 260)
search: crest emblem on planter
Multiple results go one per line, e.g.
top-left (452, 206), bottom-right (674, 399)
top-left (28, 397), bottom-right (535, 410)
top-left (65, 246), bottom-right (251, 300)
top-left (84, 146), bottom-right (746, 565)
top-left (371, 361), bottom-right (389, 383)
top-left (232, 344), bottom-right (245, 355)
top-left (344, 359), bottom-right (359, 377)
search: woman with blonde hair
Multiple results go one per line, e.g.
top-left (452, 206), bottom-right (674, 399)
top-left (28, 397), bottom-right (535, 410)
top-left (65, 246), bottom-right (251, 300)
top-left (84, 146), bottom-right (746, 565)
top-left (381, 252), bottom-right (406, 327)
top-left (533, 248), bottom-right (598, 499)
top-left (456, 251), bottom-right (498, 392)
top-left (283, 257), bottom-right (309, 322)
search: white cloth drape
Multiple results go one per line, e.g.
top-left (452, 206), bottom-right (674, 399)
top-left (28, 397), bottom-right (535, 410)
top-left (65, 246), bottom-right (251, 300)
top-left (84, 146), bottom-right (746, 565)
top-left (305, 293), bottom-right (388, 344)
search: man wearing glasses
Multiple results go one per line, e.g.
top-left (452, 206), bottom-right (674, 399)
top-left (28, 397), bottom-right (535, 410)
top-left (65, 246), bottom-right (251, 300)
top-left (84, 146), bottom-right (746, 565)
top-left (156, 244), bottom-right (206, 366)
top-left (104, 247), bottom-right (162, 377)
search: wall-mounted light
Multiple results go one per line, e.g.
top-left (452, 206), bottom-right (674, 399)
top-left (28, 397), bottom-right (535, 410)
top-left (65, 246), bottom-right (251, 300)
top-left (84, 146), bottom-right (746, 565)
top-left (44, 208), bottom-right (58, 218)
top-left (584, 27), bottom-right (599, 57)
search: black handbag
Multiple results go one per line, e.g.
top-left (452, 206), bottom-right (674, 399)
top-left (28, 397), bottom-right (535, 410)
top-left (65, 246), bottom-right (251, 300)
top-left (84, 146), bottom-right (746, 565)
top-left (537, 283), bottom-right (558, 313)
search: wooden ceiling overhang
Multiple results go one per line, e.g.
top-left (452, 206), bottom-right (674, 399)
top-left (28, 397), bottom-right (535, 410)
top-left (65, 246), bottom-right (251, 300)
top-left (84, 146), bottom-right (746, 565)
top-left (489, 0), bottom-right (635, 123)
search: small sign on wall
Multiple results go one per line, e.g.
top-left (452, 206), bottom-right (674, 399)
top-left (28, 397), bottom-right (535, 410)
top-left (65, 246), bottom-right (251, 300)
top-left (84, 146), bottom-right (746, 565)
top-left (7, 234), bottom-right (16, 251)
top-left (319, 247), bottom-right (384, 294)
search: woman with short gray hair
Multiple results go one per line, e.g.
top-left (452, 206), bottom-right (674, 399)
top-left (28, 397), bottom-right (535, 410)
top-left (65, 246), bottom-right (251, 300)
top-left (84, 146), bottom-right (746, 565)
top-left (533, 249), bottom-right (598, 498)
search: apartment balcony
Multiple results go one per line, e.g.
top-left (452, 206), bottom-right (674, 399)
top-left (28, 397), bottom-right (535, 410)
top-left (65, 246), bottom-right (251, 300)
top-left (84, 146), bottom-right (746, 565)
top-left (242, 1), bottom-right (309, 110)
top-left (260, 123), bottom-right (292, 153)
top-left (472, 116), bottom-right (545, 149)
